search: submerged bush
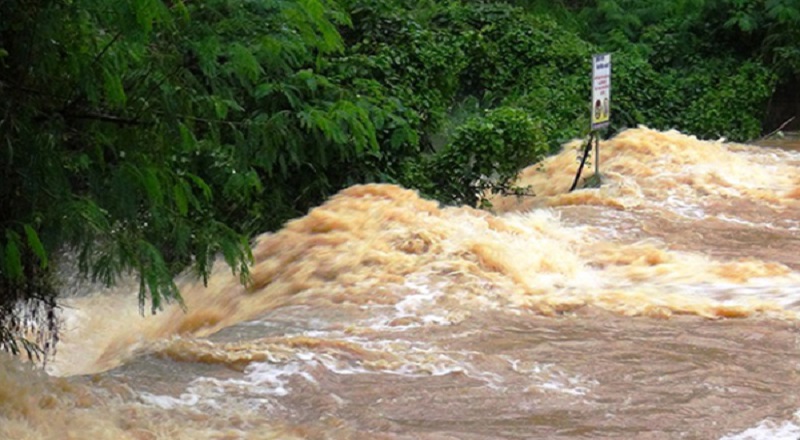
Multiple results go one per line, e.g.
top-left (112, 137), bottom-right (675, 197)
top-left (406, 107), bottom-right (547, 207)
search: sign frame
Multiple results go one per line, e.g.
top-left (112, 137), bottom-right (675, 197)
top-left (591, 53), bottom-right (611, 131)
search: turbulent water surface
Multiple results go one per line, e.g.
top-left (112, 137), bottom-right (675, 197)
top-left (3, 127), bottom-right (800, 439)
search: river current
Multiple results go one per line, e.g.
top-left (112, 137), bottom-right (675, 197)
top-left (2, 127), bottom-right (800, 439)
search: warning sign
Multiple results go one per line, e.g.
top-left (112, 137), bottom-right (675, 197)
top-left (591, 53), bottom-right (611, 130)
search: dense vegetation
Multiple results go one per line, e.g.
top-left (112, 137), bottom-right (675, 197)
top-left (1, 0), bottom-right (797, 358)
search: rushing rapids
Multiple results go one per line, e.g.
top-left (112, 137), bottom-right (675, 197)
top-left (3, 127), bottom-right (800, 439)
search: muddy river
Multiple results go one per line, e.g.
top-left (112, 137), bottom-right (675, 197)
top-left (2, 127), bottom-right (800, 439)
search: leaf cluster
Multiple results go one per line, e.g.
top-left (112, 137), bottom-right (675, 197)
top-left (573, 0), bottom-right (794, 139)
top-left (412, 107), bottom-right (546, 207)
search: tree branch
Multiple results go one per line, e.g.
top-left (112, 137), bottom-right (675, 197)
top-left (757, 116), bottom-right (796, 141)
top-left (62, 30), bottom-right (125, 113)
top-left (62, 109), bottom-right (247, 127)
top-left (91, 31), bottom-right (124, 67)
top-left (63, 111), bottom-right (149, 126)
top-left (0, 79), bottom-right (71, 101)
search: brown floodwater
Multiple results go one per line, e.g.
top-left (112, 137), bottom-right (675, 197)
top-left (2, 127), bottom-right (800, 439)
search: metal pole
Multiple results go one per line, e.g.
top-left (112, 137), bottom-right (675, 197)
top-left (595, 134), bottom-right (599, 176)
top-left (570, 132), bottom-right (595, 192)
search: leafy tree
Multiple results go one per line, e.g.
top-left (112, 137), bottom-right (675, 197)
top-left (0, 0), bottom-right (373, 358)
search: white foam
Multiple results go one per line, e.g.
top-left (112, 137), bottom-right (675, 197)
top-left (137, 361), bottom-right (317, 412)
top-left (243, 361), bottom-right (316, 396)
top-left (139, 391), bottom-right (201, 409)
top-left (283, 336), bottom-right (507, 391)
top-left (312, 352), bottom-right (370, 375)
top-left (715, 214), bottom-right (800, 231)
top-left (507, 358), bottom-right (596, 396)
top-left (662, 194), bottom-right (707, 219)
top-left (359, 276), bottom-right (456, 331)
top-left (721, 412), bottom-right (800, 440)
top-left (394, 280), bottom-right (441, 317)
top-left (676, 281), bottom-right (800, 310)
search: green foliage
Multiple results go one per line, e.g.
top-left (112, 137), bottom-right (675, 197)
top-left (335, 0), bottom-right (596, 155)
top-left (574, 0), bottom-right (797, 139)
top-left (0, 0), bottom-right (366, 356)
top-left (608, 53), bottom-right (777, 140)
top-left (670, 60), bottom-right (775, 139)
top-left (408, 107), bottom-right (547, 206)
top-left (334, 0), bottom-right (468, 143)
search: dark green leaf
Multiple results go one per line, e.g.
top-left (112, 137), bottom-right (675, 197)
top-left (23, 225), bottom-right (48, 269)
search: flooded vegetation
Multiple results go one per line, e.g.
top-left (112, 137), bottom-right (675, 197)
top-left (3, 0), bottom-right (800, 437)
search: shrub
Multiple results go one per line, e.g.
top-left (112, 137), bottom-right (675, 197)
top-left (412, 107), bottom-right (548, 207)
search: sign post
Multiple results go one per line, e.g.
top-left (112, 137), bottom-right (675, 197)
top-left (591, 53), bottom-right (611, 176)
top-left (570, 54), bottom-right (611, 192)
